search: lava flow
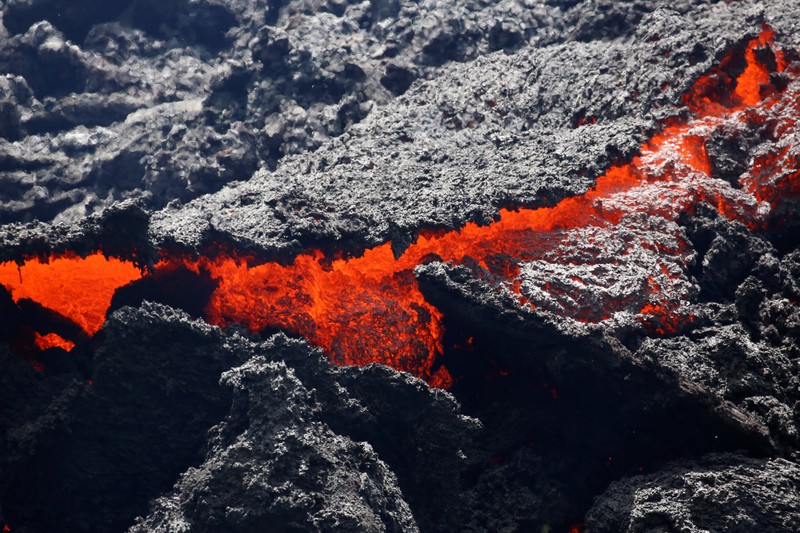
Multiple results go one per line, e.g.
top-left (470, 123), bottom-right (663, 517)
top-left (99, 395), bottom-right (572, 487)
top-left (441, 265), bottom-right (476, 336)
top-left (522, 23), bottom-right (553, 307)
top-left (0, 254), bottom-right (142, 335)
top-left (1, 28), bottom-right (798, 387)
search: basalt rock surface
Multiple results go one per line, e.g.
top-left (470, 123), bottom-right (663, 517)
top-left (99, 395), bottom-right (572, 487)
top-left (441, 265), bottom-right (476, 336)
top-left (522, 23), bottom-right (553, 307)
top-left (585, 453), bottom-right (800, 533)
top-left (2, 0), bottom-right (800, 532)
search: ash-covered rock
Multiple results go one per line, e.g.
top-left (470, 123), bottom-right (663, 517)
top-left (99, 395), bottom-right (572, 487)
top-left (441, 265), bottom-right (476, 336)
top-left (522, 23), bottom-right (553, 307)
top-left (413, 261), bottom-right (795, 531)
top-left (585, 453), bottom-right (800, 533)
top-left (150, 4), bottom-right (766, 255)
top-left (0, 0), bottom-right (565, 224)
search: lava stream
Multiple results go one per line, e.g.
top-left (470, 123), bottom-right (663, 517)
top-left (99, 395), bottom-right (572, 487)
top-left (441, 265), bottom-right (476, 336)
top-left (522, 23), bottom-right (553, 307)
top-left (0, 254), bottom-right (142, 335)
top-left (1, 27), bottom-right (798, 387)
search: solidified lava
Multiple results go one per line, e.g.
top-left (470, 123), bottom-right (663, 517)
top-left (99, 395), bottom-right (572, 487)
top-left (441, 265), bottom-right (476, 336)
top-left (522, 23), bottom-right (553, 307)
top-left (0, 28), bottom-right (798, 387)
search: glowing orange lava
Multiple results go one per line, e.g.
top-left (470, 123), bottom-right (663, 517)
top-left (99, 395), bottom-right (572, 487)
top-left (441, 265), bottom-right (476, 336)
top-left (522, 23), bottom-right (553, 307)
top-left (683, 26), bottom-right (787, 115)
top-left (33, 332), bottom-right (76, 352)
top-left (0, 254), bottom-right (142, 336)
top-left (0, 27), bottom-right (797, 386)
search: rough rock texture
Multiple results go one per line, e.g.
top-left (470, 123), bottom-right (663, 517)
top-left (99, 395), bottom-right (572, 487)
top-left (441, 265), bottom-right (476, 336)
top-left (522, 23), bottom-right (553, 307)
top-left (149, 4), bottom-right (762, 254)
top-left (123, 309), bottom-right (570, 533)
top-left (585, 454), bottom-right (800, 533)
top-left (0, 0), bottom-right (613, 225)
top-left (2, 0), bottom-right (800, 532)
top-left (0, 302), bottom-right (241, 532)
top-left (130, 355), bottom-right (420, 533)
top-left (0, 0), bottom-right (758, 230)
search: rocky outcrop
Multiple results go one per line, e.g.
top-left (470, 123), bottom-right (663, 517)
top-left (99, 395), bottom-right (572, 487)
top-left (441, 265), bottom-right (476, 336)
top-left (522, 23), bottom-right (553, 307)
top-left (130, 354), bottom-right (420, 533)
top-left (586, 454), bottom-right (800, 533)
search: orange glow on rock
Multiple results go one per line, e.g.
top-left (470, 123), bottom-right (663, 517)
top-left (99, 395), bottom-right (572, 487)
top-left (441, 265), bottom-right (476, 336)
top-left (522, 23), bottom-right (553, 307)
top-left (33, 332), bottom-right (76, 352)
top-left (683, 26), bottom-right (787, 116)
top-left (735, 27), bottom-right (786, 107)
top-left (0, 28), bottom-right (797, 387)
top-left (148, 29), bottom-right (800, 384)
top-left (0, 254), bottom-right (142, 335)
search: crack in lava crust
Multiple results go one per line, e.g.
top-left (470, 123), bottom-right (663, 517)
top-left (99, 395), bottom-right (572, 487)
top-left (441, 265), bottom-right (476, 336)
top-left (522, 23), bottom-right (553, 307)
top-left (1, 27), bottom-right (798, 387)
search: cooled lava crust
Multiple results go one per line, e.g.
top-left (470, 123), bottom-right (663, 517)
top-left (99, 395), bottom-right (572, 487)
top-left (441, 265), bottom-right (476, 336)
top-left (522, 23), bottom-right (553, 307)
top-left (2, 1), bottom-right (800, 532)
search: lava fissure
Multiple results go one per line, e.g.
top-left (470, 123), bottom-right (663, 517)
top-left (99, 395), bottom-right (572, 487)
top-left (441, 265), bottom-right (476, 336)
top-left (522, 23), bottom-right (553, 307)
top-left (1, 28), bottom-right (799, 386)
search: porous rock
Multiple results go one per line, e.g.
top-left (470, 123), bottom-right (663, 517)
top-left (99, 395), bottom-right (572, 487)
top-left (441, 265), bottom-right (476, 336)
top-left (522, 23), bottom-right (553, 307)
top-left (585, 454), bottom-right (800, 533)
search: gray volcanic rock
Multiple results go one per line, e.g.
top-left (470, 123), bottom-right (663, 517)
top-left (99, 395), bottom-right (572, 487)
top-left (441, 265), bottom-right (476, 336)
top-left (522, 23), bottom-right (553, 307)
top-left (150, 4), bottom-right (765, 254)
top-left (130, 356), bottom-right (421, 533)
top-left (2, 0), bottom-right (569, 225)
top-left (585, 454), bottom-right (800, 533)
top-left (0, 0), bottom-right (760, 231)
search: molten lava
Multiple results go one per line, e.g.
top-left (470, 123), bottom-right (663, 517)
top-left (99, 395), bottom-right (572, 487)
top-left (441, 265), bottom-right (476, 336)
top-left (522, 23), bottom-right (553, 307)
top-left (0, 27), bottom-right (798, 386)
top-left (33, 332), bottom-right (76, 352)
top-left (0, 254), bottom-right (142, 337)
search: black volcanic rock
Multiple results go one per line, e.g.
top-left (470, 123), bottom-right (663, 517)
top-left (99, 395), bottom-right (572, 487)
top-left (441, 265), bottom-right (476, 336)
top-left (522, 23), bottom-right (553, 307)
top-left (129, 355), bottom-right (421, 533)
top-left (636, 324), bottom-right (799, 448)
top-left (0, 303), bottom-right (241, 532)
top-left (737, 250), bottom-right (800, 346)
top-left (684, 208), bottom-right (775, 302)
top-left (585, 454), bottom-right (800, 532)
top-left (0, 199), bottom-right (154, 265)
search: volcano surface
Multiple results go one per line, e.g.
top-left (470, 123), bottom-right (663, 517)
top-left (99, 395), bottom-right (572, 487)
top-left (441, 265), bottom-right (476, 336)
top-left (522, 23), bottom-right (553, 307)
top-left (1, 1), bottom-right (800, 532)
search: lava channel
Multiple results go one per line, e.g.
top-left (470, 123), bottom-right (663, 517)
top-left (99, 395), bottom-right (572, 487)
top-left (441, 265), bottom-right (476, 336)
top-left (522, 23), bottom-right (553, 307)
top-left (1, 27), bottom-right (799, 387)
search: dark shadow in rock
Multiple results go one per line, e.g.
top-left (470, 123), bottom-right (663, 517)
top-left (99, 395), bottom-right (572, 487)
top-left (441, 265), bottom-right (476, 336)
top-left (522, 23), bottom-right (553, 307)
top-left (380, 62), bottom-right (416, 95)
top-left (0, 303), bottom-right (239, 533)
top-left (682, 206), bottom-right (775, 303)
top-left (3, 0), bottom-right (134, 42)
top-left (764, 200), bottom-right (800, 255)
top-left (0, 285), bottom-right (34, 354)
top-left (417, 263), bottom-right (774, 529)
top-left (110, 263), bottom-right (217, 319)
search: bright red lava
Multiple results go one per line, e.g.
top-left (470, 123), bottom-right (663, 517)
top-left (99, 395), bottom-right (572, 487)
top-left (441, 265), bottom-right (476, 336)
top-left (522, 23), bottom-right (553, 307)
top-left (33, 332), bottom-right (76, 352)
top-left (0, 254), bottom-right (142, 336)
top-left (0, 27), bottom-right (798, 387)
